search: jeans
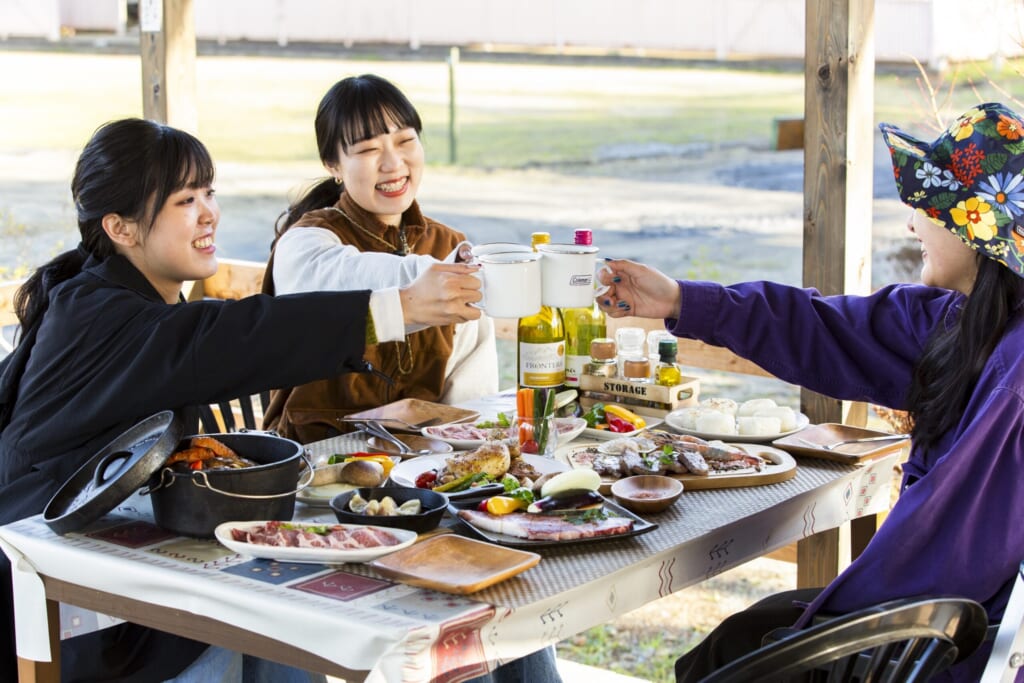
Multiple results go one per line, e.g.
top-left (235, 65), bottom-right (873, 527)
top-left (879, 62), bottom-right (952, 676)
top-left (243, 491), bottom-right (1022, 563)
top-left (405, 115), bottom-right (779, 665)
top-left (167, 644), bottom-right (561, 683)
top-left (465, 646), bottom-right (562, 683)
top-left (165, 646), bottom-right (326, 683)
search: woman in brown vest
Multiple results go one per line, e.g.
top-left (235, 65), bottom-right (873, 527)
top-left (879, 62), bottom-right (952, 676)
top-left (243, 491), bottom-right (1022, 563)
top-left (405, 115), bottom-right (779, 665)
top-left (262, 74), bottom-right (499, 444)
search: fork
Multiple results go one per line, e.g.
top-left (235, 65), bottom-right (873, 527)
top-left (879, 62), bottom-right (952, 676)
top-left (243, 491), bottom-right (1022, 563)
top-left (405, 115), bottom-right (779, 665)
top-left (794, 434), bottom-right (909, 451)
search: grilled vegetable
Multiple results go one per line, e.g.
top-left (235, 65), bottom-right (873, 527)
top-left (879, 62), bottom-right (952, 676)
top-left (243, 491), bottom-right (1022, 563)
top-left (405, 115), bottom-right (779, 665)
top-left (338, 459), bottom-right (385, 487)
top-left (540, 468), bottom-right (602, 498)
top-left (603, 404), bottom-right (647, 429)
top-left (433, 471), bottom-right (490, 493)
top-left (527, 489), bottom-right (604, 514)
top-left (482, 496), bottom-right (529, 515)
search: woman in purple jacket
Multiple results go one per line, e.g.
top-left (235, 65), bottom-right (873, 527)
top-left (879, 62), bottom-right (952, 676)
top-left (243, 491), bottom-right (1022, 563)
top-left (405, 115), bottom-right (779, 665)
top-left (599, 102), bottom-right (1024, 682)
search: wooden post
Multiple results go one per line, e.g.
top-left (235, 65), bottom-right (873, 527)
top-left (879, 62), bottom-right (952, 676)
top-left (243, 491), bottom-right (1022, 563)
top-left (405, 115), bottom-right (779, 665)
top-left (797, 0), bottom-right (876, 588)
top-left (138, 0), bottom-right (198, 133)
top-left (448, 46), bottom-right (459, 165)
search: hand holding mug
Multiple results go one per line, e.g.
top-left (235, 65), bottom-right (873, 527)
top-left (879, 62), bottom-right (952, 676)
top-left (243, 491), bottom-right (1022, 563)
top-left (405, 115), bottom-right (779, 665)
top-left (400, 263), bottom-right (483, 326)
top-left (597, 259), bottom-right (682, 319)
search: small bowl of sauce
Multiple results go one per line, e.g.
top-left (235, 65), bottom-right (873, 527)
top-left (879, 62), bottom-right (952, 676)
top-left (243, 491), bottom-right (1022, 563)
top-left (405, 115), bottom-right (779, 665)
top-left (610, 475), bottom-right (683, 514)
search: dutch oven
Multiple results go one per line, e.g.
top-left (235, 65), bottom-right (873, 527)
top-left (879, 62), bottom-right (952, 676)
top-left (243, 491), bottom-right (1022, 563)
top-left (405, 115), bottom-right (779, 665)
top-left (44, 411), bottom-right (311, 538)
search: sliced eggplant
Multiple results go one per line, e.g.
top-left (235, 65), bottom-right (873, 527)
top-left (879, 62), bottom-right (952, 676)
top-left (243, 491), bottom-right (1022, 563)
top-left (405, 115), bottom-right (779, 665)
top-left (527, 489), bottom-right (604, 514)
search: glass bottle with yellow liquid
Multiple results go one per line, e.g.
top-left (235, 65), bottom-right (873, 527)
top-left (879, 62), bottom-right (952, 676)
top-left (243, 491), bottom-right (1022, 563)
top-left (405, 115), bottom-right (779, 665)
top-left (655, 338), bottom-right (683, 387)
top-left (517, 232), bottom-right (566, 390)
top-left (560, 229), bottom-right (607, 388)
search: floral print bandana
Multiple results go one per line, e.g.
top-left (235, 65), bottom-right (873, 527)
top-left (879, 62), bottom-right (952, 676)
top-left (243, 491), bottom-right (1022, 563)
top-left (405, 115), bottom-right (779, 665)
top-left (881, 102), bottom-right (1024, 278)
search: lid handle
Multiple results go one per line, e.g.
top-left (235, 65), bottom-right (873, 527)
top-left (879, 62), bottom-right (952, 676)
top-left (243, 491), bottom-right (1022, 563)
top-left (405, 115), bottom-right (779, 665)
top-left (91, 450), bottom-right (135, 489)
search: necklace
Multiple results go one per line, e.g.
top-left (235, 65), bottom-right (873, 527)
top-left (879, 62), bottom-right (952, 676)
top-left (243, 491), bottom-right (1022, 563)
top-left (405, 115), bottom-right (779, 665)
top-left (324, 206), bottom-right (413, 256)
top-left (323, 205), bottom-right (415, 375)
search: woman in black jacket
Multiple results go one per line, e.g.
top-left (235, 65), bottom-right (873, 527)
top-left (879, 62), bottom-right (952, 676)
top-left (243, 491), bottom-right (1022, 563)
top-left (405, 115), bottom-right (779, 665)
top-left (0, 118), bottom-right (483, 682)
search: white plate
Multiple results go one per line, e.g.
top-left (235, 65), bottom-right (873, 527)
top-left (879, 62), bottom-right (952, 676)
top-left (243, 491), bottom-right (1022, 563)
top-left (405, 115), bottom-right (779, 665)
top-left (296, 482), bottom-right (358, 508)
top-left (389, 453), bottom-right (569, 491)
top-left (663, 411), bottom-right (810, 444)
top-left (214, 521), bottom-right (417, 564)
top-left (421, 417), bottom-right (588, 451)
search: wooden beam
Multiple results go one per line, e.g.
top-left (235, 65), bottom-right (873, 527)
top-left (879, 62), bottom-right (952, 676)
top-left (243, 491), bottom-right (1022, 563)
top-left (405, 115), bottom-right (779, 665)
top-left (801, 0), bottom-right (875, 425)
top-left (139, 0), bottom-right (198, 132)
top-left (798, 0), bottom-right (876, 588)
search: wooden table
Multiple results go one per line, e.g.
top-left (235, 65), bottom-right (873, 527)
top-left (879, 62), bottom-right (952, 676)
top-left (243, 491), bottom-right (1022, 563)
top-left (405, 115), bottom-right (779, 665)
top-left (1, 428), bottom-right (898, 683)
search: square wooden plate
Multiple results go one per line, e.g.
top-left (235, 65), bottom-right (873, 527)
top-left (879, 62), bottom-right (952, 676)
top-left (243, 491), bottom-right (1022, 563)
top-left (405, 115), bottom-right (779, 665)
top-left (773, 423), bottom-right (908, 464)
top-left (367, 534), bottom-right (540, 594)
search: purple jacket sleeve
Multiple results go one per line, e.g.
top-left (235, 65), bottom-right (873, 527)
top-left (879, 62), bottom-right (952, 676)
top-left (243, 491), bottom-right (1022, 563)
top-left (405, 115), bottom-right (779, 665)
top-left (669, 281), bottom-right (960, 408)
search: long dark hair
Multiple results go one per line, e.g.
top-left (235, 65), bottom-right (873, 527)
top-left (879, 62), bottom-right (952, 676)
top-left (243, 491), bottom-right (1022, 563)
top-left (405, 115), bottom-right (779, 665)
top-left (906, 256), bottom-right (1024, 450)
top-left (13, 118), bottom-right (214, 335)
top-left (274, 74), bottom-right (423, 238)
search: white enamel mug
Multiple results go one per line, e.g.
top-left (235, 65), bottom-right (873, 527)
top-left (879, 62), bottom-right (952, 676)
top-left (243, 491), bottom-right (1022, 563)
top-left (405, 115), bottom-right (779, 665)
top-left (473, 251), bottom-right (543, 318)
top-left (536, 243), bottom-right (610, 308)
top-left (469, 242), bottom-right (531, 262)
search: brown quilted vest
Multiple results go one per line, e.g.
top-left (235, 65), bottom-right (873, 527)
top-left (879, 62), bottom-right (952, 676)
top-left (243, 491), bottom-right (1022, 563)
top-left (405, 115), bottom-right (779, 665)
top-left (261, 193), bottom-right (463, 443)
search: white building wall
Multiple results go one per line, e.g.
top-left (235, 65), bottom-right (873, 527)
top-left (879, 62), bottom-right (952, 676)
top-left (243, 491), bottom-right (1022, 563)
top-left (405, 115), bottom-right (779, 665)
top-left (6, 0), bottom-right (1024, 68)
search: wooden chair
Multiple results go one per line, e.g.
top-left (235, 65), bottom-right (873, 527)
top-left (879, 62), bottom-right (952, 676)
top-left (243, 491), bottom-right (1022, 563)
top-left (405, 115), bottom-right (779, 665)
top-left (699, 597), bottom-right (988, 683)
top-left (197, 391), bottom-right (270, 433)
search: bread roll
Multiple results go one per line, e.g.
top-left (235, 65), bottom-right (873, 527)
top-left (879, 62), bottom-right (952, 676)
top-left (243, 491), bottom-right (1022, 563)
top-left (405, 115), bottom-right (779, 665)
top-left (339, 459), bottom-right (386, 487)
top-left (754, 406), bottom-right (797, 431)
top-left (700, 398), bottom-right (738, 416)
top-left (738, 398), bottom-right (778, 417)
top-left (737, 416), bottom-right (782, 436)
top-left (696, 411), bottom-right (736, 435)
top-left (672, 406), bottom-right (704, 429)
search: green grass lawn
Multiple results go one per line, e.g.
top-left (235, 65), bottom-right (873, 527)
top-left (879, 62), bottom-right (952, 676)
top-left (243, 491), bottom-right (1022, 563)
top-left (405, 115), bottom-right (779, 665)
top-left (5, 49), bottom-right (1024, 172)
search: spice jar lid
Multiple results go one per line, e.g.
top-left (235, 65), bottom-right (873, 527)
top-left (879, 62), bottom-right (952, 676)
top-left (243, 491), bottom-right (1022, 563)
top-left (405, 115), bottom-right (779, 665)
top-left (623, 358), bottom-right (651, 378)
top-left (615, 326), bottom-right (646, 351)
top-left (590, 337), bottom-right (617, 361)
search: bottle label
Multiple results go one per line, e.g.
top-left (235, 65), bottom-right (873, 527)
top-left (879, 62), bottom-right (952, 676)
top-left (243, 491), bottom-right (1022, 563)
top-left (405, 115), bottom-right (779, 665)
top-left (519, 341), bottom-right (565, 387)
top-left (565, 353), bottom-right (588, 387)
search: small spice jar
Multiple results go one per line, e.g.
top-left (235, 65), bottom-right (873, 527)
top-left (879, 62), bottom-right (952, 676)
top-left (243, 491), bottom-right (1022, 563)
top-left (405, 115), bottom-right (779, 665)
top-left (623, 357), bottom-right (651, 380)
top-left (586, 338), bottom-right (618, 377)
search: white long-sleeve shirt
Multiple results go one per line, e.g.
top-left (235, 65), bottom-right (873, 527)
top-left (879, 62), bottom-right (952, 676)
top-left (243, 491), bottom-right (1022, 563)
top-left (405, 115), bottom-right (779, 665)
top-left (272, 226), bottom-right (499, 404)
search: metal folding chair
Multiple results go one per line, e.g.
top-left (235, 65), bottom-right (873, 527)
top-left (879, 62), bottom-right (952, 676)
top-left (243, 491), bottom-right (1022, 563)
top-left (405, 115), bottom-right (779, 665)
top-left (699, 597), bottom-right (988, 683)
top-left (981, 562), bottom-right (1024, 683)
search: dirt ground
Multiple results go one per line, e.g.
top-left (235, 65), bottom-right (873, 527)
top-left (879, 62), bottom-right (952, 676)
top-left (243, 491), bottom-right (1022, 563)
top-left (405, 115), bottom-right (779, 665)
top-left (0, 139), bottom-right (918, 287)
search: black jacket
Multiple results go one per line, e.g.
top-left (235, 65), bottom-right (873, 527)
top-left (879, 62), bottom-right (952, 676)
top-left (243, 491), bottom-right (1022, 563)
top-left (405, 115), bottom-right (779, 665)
top-left (0, 253), bottom-right (373, 681)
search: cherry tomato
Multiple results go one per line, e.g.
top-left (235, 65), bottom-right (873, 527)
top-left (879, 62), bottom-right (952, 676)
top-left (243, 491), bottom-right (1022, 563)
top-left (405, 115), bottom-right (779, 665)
top-left (477, 498), bottom-right (492, 512)
top-left (415, 470), bottom-right (438, 489)
top-left (521, 439), bottom-right (539, 454)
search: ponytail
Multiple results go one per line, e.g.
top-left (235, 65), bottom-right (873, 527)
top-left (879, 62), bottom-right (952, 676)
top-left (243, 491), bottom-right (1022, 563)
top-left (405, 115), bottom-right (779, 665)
top-left (273, 177), bottom-right (343, 244)
top-left (12, 245), bottom-right (91, 340)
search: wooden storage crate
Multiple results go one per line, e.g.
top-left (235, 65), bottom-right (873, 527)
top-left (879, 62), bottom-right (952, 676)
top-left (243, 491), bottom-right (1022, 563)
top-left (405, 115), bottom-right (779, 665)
top-left (578, 374), bottom-right (700, 416)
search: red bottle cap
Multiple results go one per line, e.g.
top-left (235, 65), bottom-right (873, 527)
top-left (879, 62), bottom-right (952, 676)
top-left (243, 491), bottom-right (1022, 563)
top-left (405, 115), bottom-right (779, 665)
top-left (573, 229), bottom-right (593, 246)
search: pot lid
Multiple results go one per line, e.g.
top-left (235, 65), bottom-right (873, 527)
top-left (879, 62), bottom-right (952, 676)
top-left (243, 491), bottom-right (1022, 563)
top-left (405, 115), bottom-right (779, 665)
top-left (43, 411), bottom-right (184, 535)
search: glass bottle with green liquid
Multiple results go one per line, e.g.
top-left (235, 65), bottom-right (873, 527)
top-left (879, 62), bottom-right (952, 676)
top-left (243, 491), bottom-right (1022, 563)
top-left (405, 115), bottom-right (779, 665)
top-left (517, 232), bottom-right (566, 390)
top-left (560, 229), bottom-right (607, 388)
